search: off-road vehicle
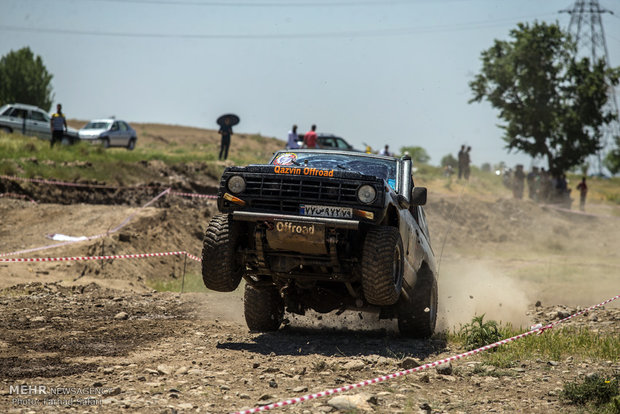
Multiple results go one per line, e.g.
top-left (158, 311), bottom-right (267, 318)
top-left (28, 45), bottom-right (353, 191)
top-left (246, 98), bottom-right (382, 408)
top-left (202, 149), bottom-right (438, 337)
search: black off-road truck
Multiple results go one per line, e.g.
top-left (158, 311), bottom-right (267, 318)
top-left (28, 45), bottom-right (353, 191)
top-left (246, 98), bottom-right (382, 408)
top-left (201, 149), bottom-right (438, 337)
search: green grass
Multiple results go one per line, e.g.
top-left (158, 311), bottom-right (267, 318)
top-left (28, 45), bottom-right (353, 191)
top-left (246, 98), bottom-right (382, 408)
top-left (147, 272), bottom-right (208, 293)
top-left (0, 132), bottom-right (270, 184)
top-left (451, 316), bottom-right (619, 368)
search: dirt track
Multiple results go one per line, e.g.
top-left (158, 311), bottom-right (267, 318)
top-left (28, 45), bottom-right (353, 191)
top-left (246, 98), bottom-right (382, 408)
top-left (0, 176), bottom-right (619, 413)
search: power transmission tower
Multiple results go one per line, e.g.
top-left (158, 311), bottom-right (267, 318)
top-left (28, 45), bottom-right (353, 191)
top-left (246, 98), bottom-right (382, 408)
top-left (560, 0), bottom-right (620, 174)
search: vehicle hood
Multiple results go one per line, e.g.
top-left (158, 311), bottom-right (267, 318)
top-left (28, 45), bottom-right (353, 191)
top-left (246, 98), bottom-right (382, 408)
top-left (78, 128), bottom-right (108, 139)
top-left (225, 165), bottom-right (383, 183)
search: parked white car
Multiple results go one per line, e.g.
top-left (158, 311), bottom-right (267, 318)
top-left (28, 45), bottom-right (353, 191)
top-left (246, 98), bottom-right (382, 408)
top-left (0, 103), bottom-right (79, 143)
top-left (78, 119), bottom-right (137, 150)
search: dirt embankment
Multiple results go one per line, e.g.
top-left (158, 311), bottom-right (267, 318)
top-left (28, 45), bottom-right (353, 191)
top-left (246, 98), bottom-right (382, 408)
top-left (0, 175), bottom-right (619, 413)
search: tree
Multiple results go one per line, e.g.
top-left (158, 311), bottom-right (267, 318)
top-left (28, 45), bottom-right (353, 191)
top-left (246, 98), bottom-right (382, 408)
top-left (604, 149), bottom-right (620, 175)
top-left (440, 153), bottom-right (458, 168)
top-left (400, 146), bottom-right (430, 164)
top-left (0, 47), bottom-right (54, 111)
top-left (469, 22), bottom-right (620, 175)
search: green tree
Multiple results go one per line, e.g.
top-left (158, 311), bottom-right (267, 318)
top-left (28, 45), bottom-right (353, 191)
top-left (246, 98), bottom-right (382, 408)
top-left (440, 153), bottom-right (458, 168)
top-left (469, 22), bottom-right (620, 175)
top-left (604, 149), bottom-right (620, 175)
top-left (400, 146), bottom-right (430, 164)
top-left (0, 47), bottom-right (54, 110)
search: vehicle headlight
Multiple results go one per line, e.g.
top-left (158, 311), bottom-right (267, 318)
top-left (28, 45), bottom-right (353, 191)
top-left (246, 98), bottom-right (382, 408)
top-left (227, 175), bottom-right (246, 194)
top-left (357, 185), bottom-right (376, 204)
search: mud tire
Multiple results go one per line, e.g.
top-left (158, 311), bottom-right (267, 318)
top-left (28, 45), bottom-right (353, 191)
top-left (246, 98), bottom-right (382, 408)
top-left (397, 269), bottom-right (438, 338)
top-left (201, 214), bottom-right (243, 292)
top-left (361, 226), bottom-right (404, 306)
top-left (244, 284), bottom-right (284, 332)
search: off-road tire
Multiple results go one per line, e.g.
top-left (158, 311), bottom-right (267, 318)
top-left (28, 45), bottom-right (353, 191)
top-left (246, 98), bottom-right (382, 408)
top-left (201, 214), bottom-right (243, 292)
top-left (398, 271), bottom-right (438, 338)
top-left (127, 138), bottom-right (136, 150)
top-left (103, 138), bottom-right (110, 148)
top-left (244, 284), bottom-right (284, 332)
top-left (361, 226), bottom-right (404, 306)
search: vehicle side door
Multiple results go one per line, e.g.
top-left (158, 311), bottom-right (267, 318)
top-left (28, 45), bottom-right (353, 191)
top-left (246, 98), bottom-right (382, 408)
top-left (28, 109), bottom-right (52, 140)
top-left (109, 121), bottom-right (120, 145)
top-left (6, 107), bottom-right (28, 134)
top-left (118, 121), bottom-right (130, 145)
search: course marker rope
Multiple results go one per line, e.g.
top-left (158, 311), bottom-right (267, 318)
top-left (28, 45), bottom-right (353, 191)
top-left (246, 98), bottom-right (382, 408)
top-left (169, 191), bottom-right (217, 199)
top-left (1, 175), bottom-right (217, 200)
top-left (0, 192), bottom-right (37, 203)
top-left (0, 188), bottom-right (171, 258)
top-left (232, 294), bottom-right (619, 414)
top-left (0, 250), bottom-right (202, 263)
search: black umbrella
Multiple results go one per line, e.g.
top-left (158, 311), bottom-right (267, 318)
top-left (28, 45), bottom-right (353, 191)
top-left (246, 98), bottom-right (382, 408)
top-left (217, 114), bottom-right (240, 127)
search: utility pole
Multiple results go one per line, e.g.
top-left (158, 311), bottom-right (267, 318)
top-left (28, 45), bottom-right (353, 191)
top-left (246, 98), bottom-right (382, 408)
top-left (560, 0), bottom-right (620, 175)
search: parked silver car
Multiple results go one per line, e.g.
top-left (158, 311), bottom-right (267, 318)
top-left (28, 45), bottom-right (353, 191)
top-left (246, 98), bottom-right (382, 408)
top-left (78, 119), bottom-right (137, 150)
top-left (0, 103), bottom-right (79, 143)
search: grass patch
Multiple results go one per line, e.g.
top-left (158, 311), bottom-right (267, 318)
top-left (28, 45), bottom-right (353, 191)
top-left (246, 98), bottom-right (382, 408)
top-left (0, 132), bottom-right (274, 184)
top-left (484, 326), bottom-right (619, 368)
top-left (451, 316), bottom-right (619, 368)
top-left (561, 374), bottom-right (620, 412)
top-left (147, 272), bottom-right (208, 293)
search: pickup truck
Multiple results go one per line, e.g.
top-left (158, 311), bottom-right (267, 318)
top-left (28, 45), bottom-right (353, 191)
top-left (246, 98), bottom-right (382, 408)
top-left (201, 149), bottom-right (438, 337)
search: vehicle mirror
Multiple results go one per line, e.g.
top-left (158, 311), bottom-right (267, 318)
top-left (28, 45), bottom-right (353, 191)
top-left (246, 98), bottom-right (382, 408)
top-left (411, 187), bottom-right (427, 206)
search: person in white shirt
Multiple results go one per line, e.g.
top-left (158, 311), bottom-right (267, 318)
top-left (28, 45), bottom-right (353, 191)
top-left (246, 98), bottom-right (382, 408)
top-left (379, 144), bottom-right (392, 156)
top-left (286, 125), bottom-right (299, 149)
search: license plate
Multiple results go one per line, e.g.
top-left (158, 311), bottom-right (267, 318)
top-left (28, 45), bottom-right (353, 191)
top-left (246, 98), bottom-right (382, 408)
top-left (300, 204), bottom-right (353, 218)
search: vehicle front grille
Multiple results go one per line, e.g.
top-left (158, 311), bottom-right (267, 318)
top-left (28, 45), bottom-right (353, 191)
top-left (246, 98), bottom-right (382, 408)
top-left (244, 175), bottom-right (359, 212)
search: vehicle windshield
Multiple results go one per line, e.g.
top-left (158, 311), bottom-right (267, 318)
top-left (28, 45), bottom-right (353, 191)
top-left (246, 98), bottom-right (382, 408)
top-left (271, 152), bottom-right (397, 181)
top-left (84, 121), bottom-right (112, 130)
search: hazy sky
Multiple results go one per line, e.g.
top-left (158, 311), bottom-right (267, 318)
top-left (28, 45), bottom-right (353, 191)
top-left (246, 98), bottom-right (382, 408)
top-left (1, 0), bottom-right (619, 167)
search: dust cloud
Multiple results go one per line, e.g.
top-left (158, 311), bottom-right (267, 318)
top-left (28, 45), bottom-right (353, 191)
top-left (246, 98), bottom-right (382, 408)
top-left (437, 260), bottom-right (532, 331)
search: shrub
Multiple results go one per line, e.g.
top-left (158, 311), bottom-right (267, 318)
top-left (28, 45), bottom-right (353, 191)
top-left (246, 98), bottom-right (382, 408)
top-left (561, 374), bottom-right (619, 407)
top-left (459, 314), bottom-right (502, 351)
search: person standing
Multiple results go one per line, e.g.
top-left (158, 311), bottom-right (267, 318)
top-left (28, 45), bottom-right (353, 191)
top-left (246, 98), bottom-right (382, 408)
top-left (513, 164), bottom-right (525, 199)
top-left (50, 103), bottom-right (67, 148)
top-left (527, 167), bottom-right (539, 200)
top-left (286, 125), bottom-right (299, 149)
top-left (218, 118), bottom-right (233, 160)
top-left (303, 124), bottom-right (318, 149)
top-left (457, 145), bottom-right (465, 179)
top-left (379, 144), bottom-right (392, 156)
top-left (463, 146), bottom-right (472, 180)
top-left (576, 177), bottom-right (588, 211)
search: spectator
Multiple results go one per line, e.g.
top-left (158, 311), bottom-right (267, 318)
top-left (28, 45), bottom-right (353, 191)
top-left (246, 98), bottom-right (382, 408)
top-left (379, 144), bottom-right (392, 156)
top-left (286, 124), bottom-right (299, 149)
top-left (527, 167), bottom-right (539, 200)
top-left (303, 124), bottom-right (318, 149)
top-left (50, 103), bottom-right (67, 148)
top-left (513, 164), bottom-right (525, 199)
top-left (464, 146), bottom-right (472, 180)
top-left (218, 117), bottom-right (233, 160)
top-left (457, 145), bottom-right (465, 179)
top-left (576, 177), bottom-right (588, 211)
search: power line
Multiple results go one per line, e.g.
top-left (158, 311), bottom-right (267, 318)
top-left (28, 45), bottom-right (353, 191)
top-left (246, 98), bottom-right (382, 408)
top-left (0, 13), bottom-right (558, 40)
top-left (64, 0), bottom-right (462, 7)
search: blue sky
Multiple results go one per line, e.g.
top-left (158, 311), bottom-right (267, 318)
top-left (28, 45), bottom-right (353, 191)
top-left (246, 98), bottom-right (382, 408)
top-left (1, 0), bottom-right (619, 168)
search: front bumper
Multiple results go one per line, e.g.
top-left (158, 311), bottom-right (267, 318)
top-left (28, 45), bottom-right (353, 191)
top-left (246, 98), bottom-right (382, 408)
top-left (232, 211), bottom-right (359, 230)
